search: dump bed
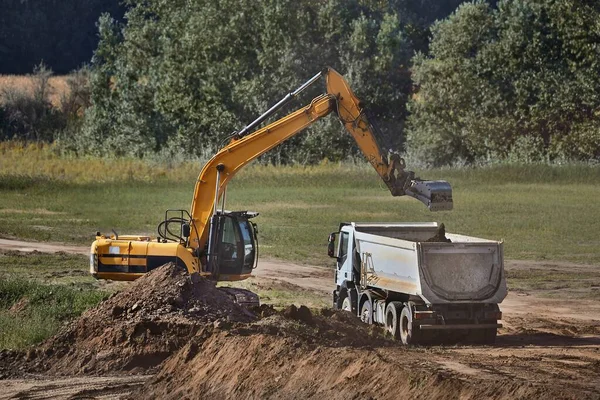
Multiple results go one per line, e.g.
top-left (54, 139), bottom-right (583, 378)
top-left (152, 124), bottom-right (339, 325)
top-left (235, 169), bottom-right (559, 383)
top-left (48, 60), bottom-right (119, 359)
top-left (352, 223), bottom-right (506, 304)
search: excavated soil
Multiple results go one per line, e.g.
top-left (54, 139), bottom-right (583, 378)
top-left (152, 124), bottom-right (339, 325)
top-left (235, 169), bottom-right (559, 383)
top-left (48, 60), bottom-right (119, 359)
top-left (132, 311), bottom-right (594, 400)
top-left (1, 259), bottom-right (600, 399)
top-left (0, 263), bottom-right (254, 377)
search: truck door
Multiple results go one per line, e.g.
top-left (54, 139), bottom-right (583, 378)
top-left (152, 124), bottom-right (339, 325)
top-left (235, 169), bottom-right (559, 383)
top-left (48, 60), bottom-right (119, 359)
top-left (336, 228), bottom-right (354, 286)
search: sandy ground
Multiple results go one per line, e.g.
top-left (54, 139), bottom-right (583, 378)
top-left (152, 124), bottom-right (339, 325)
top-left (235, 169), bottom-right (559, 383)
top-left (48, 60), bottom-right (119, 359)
top-left (1, 239), bottom-right (599, 399)
top-left (0, 376), bottom-right (149, 400)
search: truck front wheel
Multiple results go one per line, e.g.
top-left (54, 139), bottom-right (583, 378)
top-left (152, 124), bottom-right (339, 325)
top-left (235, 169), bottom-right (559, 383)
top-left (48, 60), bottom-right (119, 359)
top-left (399, 304), bottom-right (420, 345)
top-left (341, 296), bottom-right (352, 312)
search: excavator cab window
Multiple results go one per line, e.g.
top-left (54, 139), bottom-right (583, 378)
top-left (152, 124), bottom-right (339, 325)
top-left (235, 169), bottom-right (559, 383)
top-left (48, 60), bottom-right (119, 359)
top-left (215, 214), bottom-right (257, 278)
top-left (219, 217), bottom-right (240, 263)
top-left (239, 220), bottom-right (256, 272)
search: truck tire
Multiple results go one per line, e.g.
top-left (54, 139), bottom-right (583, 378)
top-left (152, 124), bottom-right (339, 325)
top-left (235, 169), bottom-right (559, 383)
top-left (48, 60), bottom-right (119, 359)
top-left (336, 289), bottom-right (347, 310)
top-left (341, 296), bottom-right (352, 312)
top-left (399, 303), bottom-right (420, 345)
top-left (360, 299), bottom-right (373, 324)
top-left (385, 301), bottom-right (402, 339)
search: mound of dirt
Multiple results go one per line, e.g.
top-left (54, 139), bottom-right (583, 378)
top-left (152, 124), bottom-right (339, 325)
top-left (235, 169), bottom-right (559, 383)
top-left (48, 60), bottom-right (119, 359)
top-left (2, 263), bottom-right (254, 376)
top-left (133, 307), bottom-right (578, 400)
top-left (2, 261), bottom-right (598, 399)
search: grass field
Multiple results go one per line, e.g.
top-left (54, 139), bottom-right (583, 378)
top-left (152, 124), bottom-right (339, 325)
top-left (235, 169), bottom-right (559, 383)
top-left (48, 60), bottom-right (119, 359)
top-left (1, 143), bottom-right (600, 266)
top-left (0, 252), bottom-right (108, 349)
top-left (1, 143), bottom-right (600, 349)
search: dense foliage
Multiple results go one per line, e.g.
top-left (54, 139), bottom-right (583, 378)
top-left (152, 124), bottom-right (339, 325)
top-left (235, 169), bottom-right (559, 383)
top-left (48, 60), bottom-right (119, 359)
top-left (406, 0), bottom-right (600, 166)
top-left (3, 0), bottom-right (598, 165)
top-left (73, 0), bottom-right (463, 162)
top-left (0, 0), bottom-right (124, 74)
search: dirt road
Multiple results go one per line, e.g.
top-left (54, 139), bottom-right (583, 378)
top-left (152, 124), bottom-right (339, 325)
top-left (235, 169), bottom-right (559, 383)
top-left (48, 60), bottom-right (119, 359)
top-left (1, 239), bottom-right (599, 399)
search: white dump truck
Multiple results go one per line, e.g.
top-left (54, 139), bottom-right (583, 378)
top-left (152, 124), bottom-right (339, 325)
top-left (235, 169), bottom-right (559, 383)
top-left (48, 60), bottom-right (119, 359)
top-left (329, 222), bottom-right (506, 345)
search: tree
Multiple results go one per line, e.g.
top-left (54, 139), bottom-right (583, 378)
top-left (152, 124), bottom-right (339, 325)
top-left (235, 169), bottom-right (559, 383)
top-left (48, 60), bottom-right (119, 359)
top-left (78, 0), bottom-right (468, 161)
top-left (406, 0), bottom-right (600, 166)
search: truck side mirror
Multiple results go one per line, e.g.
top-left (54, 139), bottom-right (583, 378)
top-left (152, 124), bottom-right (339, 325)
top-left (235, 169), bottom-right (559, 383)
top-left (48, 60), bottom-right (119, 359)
top-left (327, 233), bottom-right (337, 258)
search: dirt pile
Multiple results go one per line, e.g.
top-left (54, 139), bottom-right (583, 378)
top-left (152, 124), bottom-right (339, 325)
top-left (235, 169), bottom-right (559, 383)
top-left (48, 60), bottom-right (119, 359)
top-left (1, 263), bottom-right (254, 376)
top-left (1, 259), bottom-right (598, 399)
top-left (133, 306), bottom-right (580, 400)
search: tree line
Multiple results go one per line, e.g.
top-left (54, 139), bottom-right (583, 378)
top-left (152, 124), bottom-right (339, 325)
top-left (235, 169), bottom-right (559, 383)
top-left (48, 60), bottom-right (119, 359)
top-left (2, 0), bottom-right (599, 165)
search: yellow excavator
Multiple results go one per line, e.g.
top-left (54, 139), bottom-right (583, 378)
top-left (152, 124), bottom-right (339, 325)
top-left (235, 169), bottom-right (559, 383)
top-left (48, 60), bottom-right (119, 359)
top-left (89, 67), bottom-right (452, 283)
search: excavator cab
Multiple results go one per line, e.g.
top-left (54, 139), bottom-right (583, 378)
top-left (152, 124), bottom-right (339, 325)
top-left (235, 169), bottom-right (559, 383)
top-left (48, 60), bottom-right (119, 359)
top-left (206, 210), bottom-right (259, 280)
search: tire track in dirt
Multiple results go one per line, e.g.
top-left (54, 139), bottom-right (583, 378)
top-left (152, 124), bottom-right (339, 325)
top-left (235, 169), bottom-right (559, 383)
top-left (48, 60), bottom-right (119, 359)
top-left (0, 375), bottom-right (148, 400)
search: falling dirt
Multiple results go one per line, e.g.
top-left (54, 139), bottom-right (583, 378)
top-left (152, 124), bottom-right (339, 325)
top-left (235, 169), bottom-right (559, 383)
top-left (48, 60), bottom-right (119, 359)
top-left (0, 239), bottom-right (600, 399)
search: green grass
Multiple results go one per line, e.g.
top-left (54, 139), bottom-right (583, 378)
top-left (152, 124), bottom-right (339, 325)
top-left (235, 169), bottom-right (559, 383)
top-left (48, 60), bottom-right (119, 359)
top-left (1, 144), bottom-right (600, 266)
top-left (506, 268), bottom-right (600, 299)
top-left (0, 276), bottom-right (107, 349)
top-left (0, 251), bottom-right (123, 350)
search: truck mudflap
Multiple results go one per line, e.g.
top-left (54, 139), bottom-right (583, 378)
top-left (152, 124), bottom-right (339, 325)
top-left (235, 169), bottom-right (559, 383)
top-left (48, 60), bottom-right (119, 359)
top-left (418, 323), bottom-right (502, 330)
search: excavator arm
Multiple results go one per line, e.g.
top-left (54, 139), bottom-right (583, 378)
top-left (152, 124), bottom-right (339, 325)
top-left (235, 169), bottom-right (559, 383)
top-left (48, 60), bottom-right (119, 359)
top-left (188, 93), bottom-right (336, 249)
top-left (188, 67), bottom-right (453, 252)
top-left (91, 67), bottom-right (452, 282)
top-left (325, 69), bottom-right (453, 208)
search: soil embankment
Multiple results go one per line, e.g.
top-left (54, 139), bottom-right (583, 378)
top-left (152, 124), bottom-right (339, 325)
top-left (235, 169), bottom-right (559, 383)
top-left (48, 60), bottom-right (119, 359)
top-left (0, 240), bottom-right (599, 399)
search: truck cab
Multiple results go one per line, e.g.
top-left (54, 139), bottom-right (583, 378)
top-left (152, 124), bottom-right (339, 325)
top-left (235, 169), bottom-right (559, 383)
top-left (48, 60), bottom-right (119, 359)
top-left (329, 223), bottom-right (363, 315)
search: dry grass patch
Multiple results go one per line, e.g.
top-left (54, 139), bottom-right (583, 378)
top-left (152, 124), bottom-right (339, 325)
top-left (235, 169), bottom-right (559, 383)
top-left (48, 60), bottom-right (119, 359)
top-left (0, 75), bottom-right (69, 108)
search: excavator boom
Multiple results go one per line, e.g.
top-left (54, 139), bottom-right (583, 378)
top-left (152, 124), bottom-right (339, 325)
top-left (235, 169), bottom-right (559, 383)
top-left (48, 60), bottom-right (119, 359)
top-left (188, 93), bottom-right (335, 250)
top-left (188, 67), bottom-right (452, 252)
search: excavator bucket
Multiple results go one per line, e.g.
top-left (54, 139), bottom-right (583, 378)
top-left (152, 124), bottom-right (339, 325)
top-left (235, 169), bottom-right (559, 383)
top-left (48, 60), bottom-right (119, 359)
top-left (405, 179), bottom-right (453, 211)
top-left (383, 154), bottom-right (453, 211)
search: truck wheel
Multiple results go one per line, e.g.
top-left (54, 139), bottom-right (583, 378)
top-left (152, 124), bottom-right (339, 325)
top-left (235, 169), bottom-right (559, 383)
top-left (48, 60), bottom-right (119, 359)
top-left (341, 296), bottom-right (352, 312)
top-left (399, 304), bottom-right (420, 345)
top-left (385, 301), bottom-right (402, 339)
top-left (360, 299), bottom-right (373, 324)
